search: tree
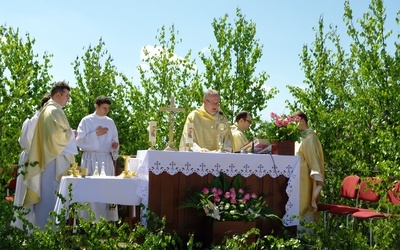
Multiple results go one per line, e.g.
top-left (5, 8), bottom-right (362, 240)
top-left (288, 0), bottom-right (400, 200)
top-left (0, 25), bottom-right (52, 167)
top-left (199, 8), bottom-right (277, 131)
top-left (138, 25), bottom-right (201, 150)
top-left (68, 38), bottom-right (139, 156)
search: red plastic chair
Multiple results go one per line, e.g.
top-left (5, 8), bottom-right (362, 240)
top-left (5, 167), bottom-right (18, 202)
top-left (317, 175), bottom-right (360, 227)
top-left (351, 181), bottom-right (400, 246)
top-left (328, 177), bottom-right (382, 227)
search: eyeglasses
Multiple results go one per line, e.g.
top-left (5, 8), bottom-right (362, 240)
top-left (205, 99), bottom-right (220, 106)
top-left (245, 119), bottom-right (252, 124)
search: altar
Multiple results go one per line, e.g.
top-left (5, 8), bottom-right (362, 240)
top-left (54, 176), bottom-right (148, 225)
top-left (136, 150), bottom-right (300, 241)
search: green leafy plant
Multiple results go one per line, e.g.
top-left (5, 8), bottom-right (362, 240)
top-left (182, 174), bottom-right (280, 222)
top-left (257, 112), bottom-right (301, 142)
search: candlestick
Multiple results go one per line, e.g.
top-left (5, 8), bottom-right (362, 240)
top-left (149, 121), bottom-right (156, 149)
top-left (186, 123), bottom-right (194, 151)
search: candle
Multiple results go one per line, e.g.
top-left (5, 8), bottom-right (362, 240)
top-left (149, 121), bottom-right (157, 142)
top-left (186, 123), bottom-right (194, 144)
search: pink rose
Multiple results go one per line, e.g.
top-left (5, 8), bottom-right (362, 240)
top-left (202, 188), bottom-right (209, 194)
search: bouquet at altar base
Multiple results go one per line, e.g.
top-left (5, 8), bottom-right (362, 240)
top-left (257, 112), bottom-right (302, 142)
top-left (181, 174), bottom-right (280, 222)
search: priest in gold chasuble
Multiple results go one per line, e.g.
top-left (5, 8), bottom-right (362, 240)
top-left (294, 111), bottom-right (324, 225)
top-left (179, 89), bottom-right (234, 152)
top-left (23, 81), bottom-right (77, 230)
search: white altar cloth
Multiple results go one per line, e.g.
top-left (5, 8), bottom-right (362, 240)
top-left (54, 176), bottom-right (147, 223)
top-left (136, 150), bottom-right (300, 226)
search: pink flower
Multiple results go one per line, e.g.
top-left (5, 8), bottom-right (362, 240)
top-left (214, 195), bottom-right (221, 203)
top-left (238, 188), bottom-right (245, 194)
top-left (217, 189), bottom-right (223, 195)
top-left (224, 192), bottom-right (231, 199)
top-left (275, 118), bottom-right (283, 127)
top-left (251, 193), bottom-right (257, 199)
top-left (270, 112), bottom-right (277, 118)
top-left (211, 187), bottom-right (217, 194)
top-left (202, 188), bottom-right (209, 194)
top-left (244, 193), bottom-right (251, 200)
top-left (283, 117), bottom-right (290, 126)
top-left (230, 197), bottom-right (236, 204)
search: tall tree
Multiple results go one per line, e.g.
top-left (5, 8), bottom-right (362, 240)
top-left (138, 25), bottom-right (201, 150)
top-left (288, 0), bottom-right (400, 198)
top-left (199, 8), bottom-right (277, 128)
top-left (0, 25), bottom-right (52, 167)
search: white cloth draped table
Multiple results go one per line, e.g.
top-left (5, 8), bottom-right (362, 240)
top-left (54, 176), bottom-right (147, 223)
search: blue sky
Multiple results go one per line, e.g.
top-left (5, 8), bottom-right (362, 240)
top-left (1, 1), bottom-right (399, 119)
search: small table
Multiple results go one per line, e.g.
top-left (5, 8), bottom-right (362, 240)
top-left (54, 176), bottom-right (147, 226)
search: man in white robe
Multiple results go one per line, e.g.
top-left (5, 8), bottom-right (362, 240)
top-left (24, 81), bottom-right (78, 230)
top-left (76, 95), bottom-right (119, 222)
top-left (12, 94), bottom-right (51, 229)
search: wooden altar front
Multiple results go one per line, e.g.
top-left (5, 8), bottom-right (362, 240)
top-left (136, 150), bottom-right (300, 242)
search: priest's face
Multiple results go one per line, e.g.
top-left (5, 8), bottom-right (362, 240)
top-left (95, 103), bottom-right (110, 117)
top-left (56, 90), bottom-right (70, 107)
top-left (203, 95), bottom-right (220, 115)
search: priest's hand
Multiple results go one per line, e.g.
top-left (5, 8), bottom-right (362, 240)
top-left (111, 141), bottom-right (119, 149)
top-left (96, 126), bottom-right (108, 136)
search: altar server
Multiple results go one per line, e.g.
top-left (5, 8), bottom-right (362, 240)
top-left (76, 95), bottom-right (119, 222)
top-left (179, 89), bottom-right (234, 152)
top-left (12, 93), bottom-right (51, 229)
top-left (24, 81), bottom-right (78, 230)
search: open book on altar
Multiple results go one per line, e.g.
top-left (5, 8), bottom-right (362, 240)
top-left (240, 138), bottom-right (271, 154)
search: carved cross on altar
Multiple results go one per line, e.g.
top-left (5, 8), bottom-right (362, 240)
top-left (159, 96), bottom-right (185, 151)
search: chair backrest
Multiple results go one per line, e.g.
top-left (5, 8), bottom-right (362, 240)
top-left (357, 177), bottom-right (382, 203)
top-left (339, 175), bottom-right (360, 199)
top-left (388, 181), bottom-right (400, 205)
top-left (7, 167), bottom-right (18, 190)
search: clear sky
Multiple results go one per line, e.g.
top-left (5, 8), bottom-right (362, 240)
top-left (1, 1), bottom-right (399, 119)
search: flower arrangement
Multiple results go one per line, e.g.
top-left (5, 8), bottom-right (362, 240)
top-left (257, 112), bottom-right (301, 142)
top-left (181, 174), bottom-right (280, 222)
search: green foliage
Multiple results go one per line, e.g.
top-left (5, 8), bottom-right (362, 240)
top-left (200, 8), bottom-right (278, 130)
top-left (2, 0), bottom-right (400, 248)
top-left (138, 25), bottom-right (201, 151)
top-left (0, 25), bottom-right (52, 167)
top-left (288, 0), bottom-right (400, 204)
